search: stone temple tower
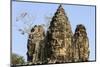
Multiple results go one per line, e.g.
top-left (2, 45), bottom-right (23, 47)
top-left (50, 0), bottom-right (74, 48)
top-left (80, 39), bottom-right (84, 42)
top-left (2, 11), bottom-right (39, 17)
top-left (27, 25), bottom-right (45, 64)
top-left (72, 24), bottom-right (90, 62)
top-left (26, 5), bottom-right (90, 65)
top-left (46, 5), bottom-right (73, 63)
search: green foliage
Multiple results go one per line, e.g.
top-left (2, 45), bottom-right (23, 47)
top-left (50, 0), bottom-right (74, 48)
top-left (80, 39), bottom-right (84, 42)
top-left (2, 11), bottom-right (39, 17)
top-left (11, 53), bottom-right (25, 65)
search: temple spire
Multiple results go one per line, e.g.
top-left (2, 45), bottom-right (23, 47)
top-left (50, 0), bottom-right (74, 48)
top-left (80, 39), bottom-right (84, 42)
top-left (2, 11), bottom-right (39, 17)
top-left (46, 4), bottom-right (73, 63)
top-left (58, 4), bottom-right (63, 8)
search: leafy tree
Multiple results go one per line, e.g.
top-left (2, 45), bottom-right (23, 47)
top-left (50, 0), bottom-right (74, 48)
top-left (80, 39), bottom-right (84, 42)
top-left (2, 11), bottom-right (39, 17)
top-left (11, 53), bottom-right (25, 65)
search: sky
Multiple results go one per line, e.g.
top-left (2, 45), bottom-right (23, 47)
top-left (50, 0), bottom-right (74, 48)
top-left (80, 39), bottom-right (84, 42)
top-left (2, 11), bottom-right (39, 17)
top-left (12, 1), bottom-right (96, 62)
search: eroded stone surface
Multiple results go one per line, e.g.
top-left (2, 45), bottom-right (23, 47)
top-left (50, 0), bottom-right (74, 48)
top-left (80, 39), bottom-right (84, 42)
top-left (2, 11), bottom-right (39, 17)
top-left (46, 5), bottom-right (73, 63)
top-left (72, 24), bottom-right (89, 62)
top-left (27, 25), bottom-right (45, 64)
top-left (27, 5), bottom-right (89, 64)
